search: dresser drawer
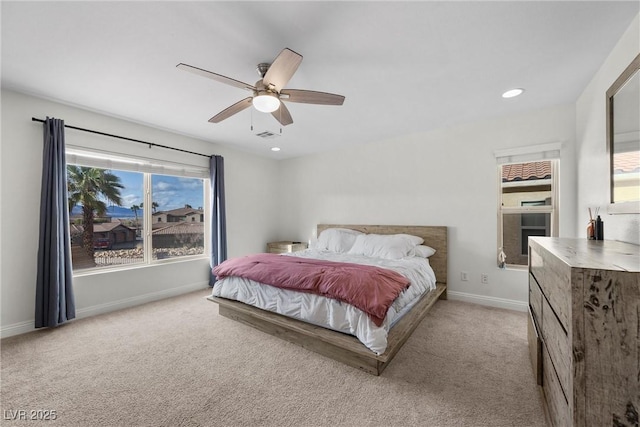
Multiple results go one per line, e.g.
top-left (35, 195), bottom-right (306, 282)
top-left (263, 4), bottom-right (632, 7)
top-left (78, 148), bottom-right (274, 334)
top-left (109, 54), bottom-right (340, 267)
top-left (529, 273), bottom-right (543, 327)
top-left (542, 342), bottom-right (570, 427)
top-left (529, 243), bottom-right (570, 332)
top-left (527, 308), bottom-right (542, 386)
top-left (542, 297), bottom-right (570, 397)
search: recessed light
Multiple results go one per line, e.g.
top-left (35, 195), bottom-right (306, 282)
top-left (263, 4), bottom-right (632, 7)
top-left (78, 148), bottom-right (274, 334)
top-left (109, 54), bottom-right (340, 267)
top-left (502, 88), bottom-right (525, 98)
top-left (271, 147), bottom-right (281, 152)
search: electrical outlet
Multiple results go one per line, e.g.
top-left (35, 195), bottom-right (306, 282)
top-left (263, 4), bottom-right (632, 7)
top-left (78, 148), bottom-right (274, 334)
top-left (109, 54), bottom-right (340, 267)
top-left (461, 271), bottom-right (469, 281)
top-left (481, 274), bottom-right (489, 285)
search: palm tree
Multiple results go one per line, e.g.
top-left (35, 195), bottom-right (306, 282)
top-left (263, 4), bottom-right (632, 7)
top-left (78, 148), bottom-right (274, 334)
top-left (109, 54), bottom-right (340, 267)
top-left (67, 166), bottom-right (124, 259)
top-left (130, 204), bottom-right (141, 229)
top-left (140, 201), bottom-right (159, 213)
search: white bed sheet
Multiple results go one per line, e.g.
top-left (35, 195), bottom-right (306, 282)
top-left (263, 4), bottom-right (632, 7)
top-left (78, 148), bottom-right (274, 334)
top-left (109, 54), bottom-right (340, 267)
top-left (211, 249), bottom-right (437, 355)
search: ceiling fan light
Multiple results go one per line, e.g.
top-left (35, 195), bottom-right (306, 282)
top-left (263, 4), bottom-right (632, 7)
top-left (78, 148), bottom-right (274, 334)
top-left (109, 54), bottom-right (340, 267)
top-left (502, 88), bottom-right (525, 98)
top-left (253, 94), bottom-right (280, 113)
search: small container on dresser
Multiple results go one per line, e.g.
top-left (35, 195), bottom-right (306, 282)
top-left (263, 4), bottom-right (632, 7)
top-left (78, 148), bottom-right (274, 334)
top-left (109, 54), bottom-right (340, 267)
top-left (266, 241), bottom-right (308, 254)
top-left (527, 237), bottom-right (639, 427)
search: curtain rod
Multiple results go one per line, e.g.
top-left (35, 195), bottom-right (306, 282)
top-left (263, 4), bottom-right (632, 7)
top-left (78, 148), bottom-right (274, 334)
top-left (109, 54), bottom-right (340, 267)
top-left (31, 117), bottom-right (212, 158)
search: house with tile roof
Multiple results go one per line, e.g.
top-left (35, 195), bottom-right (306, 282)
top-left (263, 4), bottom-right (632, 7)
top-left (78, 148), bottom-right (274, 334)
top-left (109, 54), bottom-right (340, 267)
top-left (70, 220), bottom-right (137, 249)
top-left (152, 222), bottom-right (205, 249)
top-left (149, 205), bottom-right (205, 249)
top-left (612, 150), bottom-right (640, 202)
top-left (152, 205), bottom-right (203, 224)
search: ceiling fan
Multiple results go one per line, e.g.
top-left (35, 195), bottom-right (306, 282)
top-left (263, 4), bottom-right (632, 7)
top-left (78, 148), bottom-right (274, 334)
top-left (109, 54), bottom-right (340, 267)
top-left (177, 48), bottom-right (345, 126)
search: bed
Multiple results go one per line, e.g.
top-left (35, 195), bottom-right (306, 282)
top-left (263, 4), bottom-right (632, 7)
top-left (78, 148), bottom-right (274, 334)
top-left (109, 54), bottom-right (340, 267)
top-left (208, 224), bottom-right (448, 375)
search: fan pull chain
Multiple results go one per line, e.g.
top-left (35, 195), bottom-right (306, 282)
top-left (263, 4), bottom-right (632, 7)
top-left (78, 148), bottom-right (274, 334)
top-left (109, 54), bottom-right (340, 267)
top-left (250, 107), bottom-right (253, 131)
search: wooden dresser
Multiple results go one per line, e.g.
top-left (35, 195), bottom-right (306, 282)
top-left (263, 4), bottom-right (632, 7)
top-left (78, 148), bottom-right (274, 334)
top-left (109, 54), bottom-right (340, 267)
top-left (527, 237), bottom-right (639, 427)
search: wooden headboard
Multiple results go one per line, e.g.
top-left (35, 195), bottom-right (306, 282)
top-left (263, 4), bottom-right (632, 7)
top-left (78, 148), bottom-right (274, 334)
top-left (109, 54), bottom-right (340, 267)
top-left (317, 224), bottom-right (448, 285)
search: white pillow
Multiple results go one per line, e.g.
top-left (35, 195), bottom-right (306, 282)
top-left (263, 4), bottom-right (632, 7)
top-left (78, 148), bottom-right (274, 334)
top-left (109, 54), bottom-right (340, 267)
top-left (395, 233), bottom-right (424, 246)
top-left (315, 228), bottom-right (363, 253)
top-left (410, 245), bottom-right (437, 258)
top-left (348, 233), bottom-right (424, 260)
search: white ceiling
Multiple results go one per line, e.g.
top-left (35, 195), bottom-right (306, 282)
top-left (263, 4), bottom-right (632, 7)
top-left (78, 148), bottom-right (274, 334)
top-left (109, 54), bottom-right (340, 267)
top-left (2, 1), bottom-right (638, 159)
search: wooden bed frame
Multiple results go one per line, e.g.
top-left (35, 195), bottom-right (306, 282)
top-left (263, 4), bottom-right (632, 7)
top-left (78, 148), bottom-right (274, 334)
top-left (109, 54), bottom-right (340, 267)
top-left (209, 224), bottom-right (448, 375)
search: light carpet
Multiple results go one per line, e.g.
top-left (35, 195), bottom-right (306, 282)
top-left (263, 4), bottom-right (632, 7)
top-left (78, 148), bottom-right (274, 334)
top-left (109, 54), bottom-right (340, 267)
top-left (1, 289), bottom-right (546, 427)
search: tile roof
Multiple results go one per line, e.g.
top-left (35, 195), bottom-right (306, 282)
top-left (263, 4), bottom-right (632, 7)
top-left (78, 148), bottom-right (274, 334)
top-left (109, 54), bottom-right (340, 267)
top-left (502, 161), bottom-right (552, 182)
top-left (153, 207), bottom-right (203, 217)
top-left (613, 151), bottom-right (640, 174)
top-left (152, 223), bottom-right (204, 235)
top-left (70, 220), bottom-right (135, 234)
top-left (93, 220), bottom-right (134, 233)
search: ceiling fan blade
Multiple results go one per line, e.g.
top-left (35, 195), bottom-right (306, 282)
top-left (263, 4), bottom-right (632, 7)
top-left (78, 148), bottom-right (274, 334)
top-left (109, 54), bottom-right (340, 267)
top-left (280, 89), bottom-right (345, 105)
top-left (208, 97), bottom-right (253, 123)
top-left (177, 63), bottom-right (255, 91)
top-left (263, 48), bottom-right (303, 92)
top-left (271, 102), bottom-right (293, 126)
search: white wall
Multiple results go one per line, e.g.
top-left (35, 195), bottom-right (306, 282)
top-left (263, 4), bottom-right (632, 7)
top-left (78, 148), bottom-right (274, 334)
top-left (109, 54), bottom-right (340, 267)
top-left (576, 14), bottom-right (640, 244)
top-left (3, 13), bottom-right (636, 337)
top-left (277, 104), bottom-right (577, 310)
top-left (0, 89), bottom-right (281, 337)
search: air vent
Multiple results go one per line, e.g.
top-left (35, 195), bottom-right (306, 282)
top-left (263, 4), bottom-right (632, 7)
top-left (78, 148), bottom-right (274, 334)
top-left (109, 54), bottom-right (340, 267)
top-left (255, 131), bottom-right (280, 139)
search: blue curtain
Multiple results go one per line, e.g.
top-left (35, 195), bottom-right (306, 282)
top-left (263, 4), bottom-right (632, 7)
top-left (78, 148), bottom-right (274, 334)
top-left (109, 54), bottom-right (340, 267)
top-left (209, 155), bottom-right (227, 286)
top-left (35, 117), bottom-right (75, 328)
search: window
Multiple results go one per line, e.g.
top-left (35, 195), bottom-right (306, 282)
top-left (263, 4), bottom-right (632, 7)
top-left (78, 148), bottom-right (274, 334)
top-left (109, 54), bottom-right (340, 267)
top-left (498, 159), bottom-right (559, 267)
top-left (151, 175), bottom-right (204, 261)
top-left (68, 166), bottom-right (145, 270)
top-left (520, 200), bottom-right (550, 255)
top-left (66, 149), bottom-right (209, 272)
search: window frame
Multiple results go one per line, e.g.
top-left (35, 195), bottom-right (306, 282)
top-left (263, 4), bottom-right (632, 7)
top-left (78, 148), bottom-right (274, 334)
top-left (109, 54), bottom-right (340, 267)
top-left (497, 159), bottom-right (559, 269)
top-left (66, 149), bottom-right (210, 276)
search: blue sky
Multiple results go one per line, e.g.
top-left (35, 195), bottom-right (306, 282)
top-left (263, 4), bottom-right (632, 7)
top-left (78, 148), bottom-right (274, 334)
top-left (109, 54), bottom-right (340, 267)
top-left (114, 171), bottom-right (204, 212)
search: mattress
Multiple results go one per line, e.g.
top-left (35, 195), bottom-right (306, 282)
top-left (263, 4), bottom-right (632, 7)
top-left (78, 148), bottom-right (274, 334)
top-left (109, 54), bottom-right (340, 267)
top-left (211, 249), bottom-right (437, 354)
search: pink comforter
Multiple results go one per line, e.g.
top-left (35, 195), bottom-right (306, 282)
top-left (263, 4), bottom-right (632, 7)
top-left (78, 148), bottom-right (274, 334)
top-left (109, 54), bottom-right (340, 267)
top-left (213, 253), bottom-right (410, 326)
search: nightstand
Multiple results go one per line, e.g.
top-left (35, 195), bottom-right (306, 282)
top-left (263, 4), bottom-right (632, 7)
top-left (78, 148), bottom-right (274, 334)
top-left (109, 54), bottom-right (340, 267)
top-left (266, 241), bottom-right (308, 254)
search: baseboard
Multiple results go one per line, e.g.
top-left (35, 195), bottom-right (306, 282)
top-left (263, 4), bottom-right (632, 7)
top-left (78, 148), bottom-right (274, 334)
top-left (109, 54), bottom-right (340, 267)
top-left (0, 320), bottom-right (36, 339)
top-left (1, 281), bottom-right (209, 339)
top-left (447, 291), bottom-right (527, 312)
top-left (3, 286), bottom-right (524, 339)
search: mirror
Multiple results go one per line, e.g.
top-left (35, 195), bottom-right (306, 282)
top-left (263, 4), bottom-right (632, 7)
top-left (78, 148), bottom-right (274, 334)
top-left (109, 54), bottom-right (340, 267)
top-left (607, 53), bottom-right (640, 212)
